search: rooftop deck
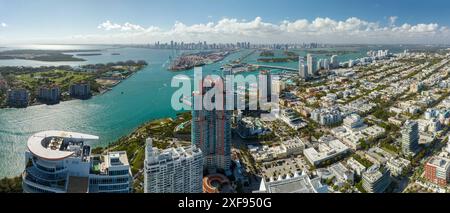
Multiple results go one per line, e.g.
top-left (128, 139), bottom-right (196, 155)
top-left (27, 131), bottom-right (99, 161)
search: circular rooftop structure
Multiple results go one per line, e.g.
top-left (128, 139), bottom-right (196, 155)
top-left (202, 174), bottom-right (231, 193)
top-left (27, 130), bottom-right (99, 161)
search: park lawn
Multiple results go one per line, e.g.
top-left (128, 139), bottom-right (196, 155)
top-left (15, 69), bottom-right (94, 90)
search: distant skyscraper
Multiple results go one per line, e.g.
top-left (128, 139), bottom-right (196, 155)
top-left (323, 59), bottom-right (330, 70)
top-left (307, 54), bottom-right (316, 76)
top-left (299, 57), bottom-right (308, 80)
top-left (260, 70), bottom-right (272, 102)
top-left (401, 120), bottom-right (419, 155)
top-left (191, 77), bottom-right (232, 174)
top-left (317, 59), bottom-right (323, 71)
top-left (144, 138), bottom-right (203, 193)
top-left (331, 55), bottom-right (339, 68)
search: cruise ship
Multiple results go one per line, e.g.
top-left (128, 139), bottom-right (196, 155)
top-left (22, 131), bottom-right (133, 193)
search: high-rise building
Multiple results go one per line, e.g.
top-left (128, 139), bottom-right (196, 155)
top-left (317, 59), bottom-right (323, 71)
top-left (330, 55), bottom-right (339, 68)
top-left (23, 131), bottom-right (133, 193)
top-left (401, 120), bottom-right (419, 155)
top-left (424, 156), bottom-right (450, 186)
top-left (38, 86), bottom-right (61, 104)
top-left (323, 59), bottom-right (330, 70)
top-left (191, 77), bottom-right (232, 174)
top-left (299, 57), bottom-right (308, 80)
top-left (362, 165), bottom-right (391, 193)
top-left (260, 70), bottom-right (272, 102)
top-left (69, 83), bottom-right (91, 99)
top-left (7, 88), bottom-right (29, 108)
top-left (307, 54), bottom-right (316, 76)
top-left (144, 138), bottom-right (203, 193)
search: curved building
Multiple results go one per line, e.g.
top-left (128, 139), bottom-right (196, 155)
top-left (23, 131), bottom-right (132, 193)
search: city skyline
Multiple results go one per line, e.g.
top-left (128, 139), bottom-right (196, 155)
top-left (1, 0), bottom-right (450, 44)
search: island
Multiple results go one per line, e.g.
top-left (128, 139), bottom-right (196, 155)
top-left (76, 53), bottom-right (102, 56)
top-left (260, 50), bottom-right (275, 57)
top-left (169, 51), bottom-right (230, 71)
top-left (0, 49), bottom-right (103, 62)
top-left (303, 49), bottom-right (359, 56)
top-left (256, 50), bottom-right (300, 63)
top-left (0, 60), bottom-right (148, 108)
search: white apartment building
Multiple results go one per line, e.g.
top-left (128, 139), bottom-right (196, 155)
top-left (144, 138), bottom-right (203, 193)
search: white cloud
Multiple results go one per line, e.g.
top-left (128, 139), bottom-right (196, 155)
top-left (1, 22), bottom-right (7, 28)
top-left (97, 20), bottom-right (160, 32)
top-left (50, 17), bottom-right (450, 44)
top-left (389, 16), bottom-right (398, 26)
top-left (90, 17), bottom-right (450, 44)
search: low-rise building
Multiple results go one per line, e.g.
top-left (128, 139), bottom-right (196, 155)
top-left (424, 156), bottom-right (450, 187)
top-left (311, 107), bottom-right (343, 126)
top-left (254, 171), bottom-right (328, 193)
top-left (249, 138), bottom-right (305, 162)
top-left (303, 138), bottom-right (350, 166)
top-left (279, 109), bottom-right (307, 130)
top-left (346, 157), bottom-right (366, 176)
top-left (386, 158), bottom-right (410, 177)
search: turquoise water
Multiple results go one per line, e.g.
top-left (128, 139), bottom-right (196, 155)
top-left (0, 46), bottom-right (251, 178)
top-left (0, 45), bottom-right (378, 178)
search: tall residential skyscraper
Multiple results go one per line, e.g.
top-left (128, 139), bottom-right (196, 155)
top-left (299, 57), bottom-right (308, 80)
top-left (401, 120), bottom-right (419, 155)
top-left (260, 70), bottom-right (272, 102)
top-left (331, 55), bottom-right (339, 68)
top-left (192, 77), bottom-right (232, 174)
top-left (144, 138), bottom-right (203, 193)
top-left (307, 54), bottom-right (316, 76)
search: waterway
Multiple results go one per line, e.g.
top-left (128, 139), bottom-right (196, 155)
top-left (0, 44), bottom-right (394, 177)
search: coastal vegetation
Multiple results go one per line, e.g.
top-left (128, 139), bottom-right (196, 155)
top-left (0, 49), bottom-right (103, 62)
top-left (260, 50), bottom-right (274, 57)
top-left (302, 49), bottom-right (358, 56)
top-left (257, 57), bottom-right (298, 63)
top-left (0, 60), bottom-right (148, 107)
top-left (257, 51), bottom-right (299, 63)
top-left (0, 176), bottom-right (22, 193)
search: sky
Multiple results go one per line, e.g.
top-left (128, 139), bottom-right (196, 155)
top-left (0, 0), bottom-right (450, 44)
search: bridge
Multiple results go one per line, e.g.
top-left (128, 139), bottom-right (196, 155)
top-left (249, 64), bottom-right (299, 72)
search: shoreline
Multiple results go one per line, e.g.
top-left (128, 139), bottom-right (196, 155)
top-left (0, 64), bottom-right (148, 109)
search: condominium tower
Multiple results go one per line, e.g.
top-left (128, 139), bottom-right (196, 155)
top-left (144, 138), bottom-right (203, 193)
top-left (191, 77), bottom-right (232, 174)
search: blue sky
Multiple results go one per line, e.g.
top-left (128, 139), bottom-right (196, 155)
top-left (1, 0), bottom-right (450, 44)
